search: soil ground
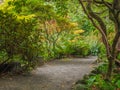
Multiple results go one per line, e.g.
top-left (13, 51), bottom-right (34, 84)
top-left (0, 56), bottom-right (97, 90)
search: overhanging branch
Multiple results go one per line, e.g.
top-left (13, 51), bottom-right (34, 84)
top-left (79, 0), bottom-right (111, 57)
top-left (87, 2), bottom-right (107, 35)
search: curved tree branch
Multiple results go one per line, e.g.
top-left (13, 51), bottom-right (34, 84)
top-left (79, 0), bottom-right (111, 57)
top-left (87, 2), bottom-right (107, 35)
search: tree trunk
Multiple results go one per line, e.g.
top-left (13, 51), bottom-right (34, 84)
top-left (106, 57), bottom-right (114, 80)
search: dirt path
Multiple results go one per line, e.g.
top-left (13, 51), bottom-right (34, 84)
top-left (0, 56), bottom-right (97, 90)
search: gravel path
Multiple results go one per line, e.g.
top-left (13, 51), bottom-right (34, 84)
top-left (0, 56), bottom-right (97, 90)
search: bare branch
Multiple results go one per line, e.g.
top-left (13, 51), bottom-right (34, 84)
top-left (78, 0), bottom-right (111, 57)
top-left (87, 2), bottom-right (107, 35)
top-left (112, 32), bottom-right (120, 57)
top-left (101, 0), bottom-right (112, 10)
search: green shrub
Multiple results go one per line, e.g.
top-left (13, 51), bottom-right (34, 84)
top-left (70, 41), bottom-right (91, 57)
top-left (0, 6), bottom-right (40, 71)
top-left (73, 64), bottom-right (120, 90)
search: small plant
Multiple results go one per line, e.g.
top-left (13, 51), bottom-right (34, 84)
top-left (73, 63), bottom-right (120, 90)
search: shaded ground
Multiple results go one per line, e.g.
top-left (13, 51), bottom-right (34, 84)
top-left (0, 56), bottom-right (97, 90)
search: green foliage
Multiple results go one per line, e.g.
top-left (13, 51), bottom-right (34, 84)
top-left (70, 41), bottom-right (91, 57)
top-left (0, 0), bottom-right (41, 72)
top-left (74, 64), bottom-right (120, 90)
top-left (117, 53), bottom-right (120, 60)
top-left (0, 0), bottom-right (101, 73)
top-left (86, 75), bottom-right (116, 90)
top-left (98, 45), bottom-right (107, 60)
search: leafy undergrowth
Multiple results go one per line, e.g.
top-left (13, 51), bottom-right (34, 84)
top-left (73, 63), bottom-right (120, 90)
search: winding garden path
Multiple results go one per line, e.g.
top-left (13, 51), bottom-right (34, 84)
top-left (0, 56), bottom-right (97, 90)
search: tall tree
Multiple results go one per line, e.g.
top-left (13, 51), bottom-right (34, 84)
top-left (78, 0), bottom-right (120, 80)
